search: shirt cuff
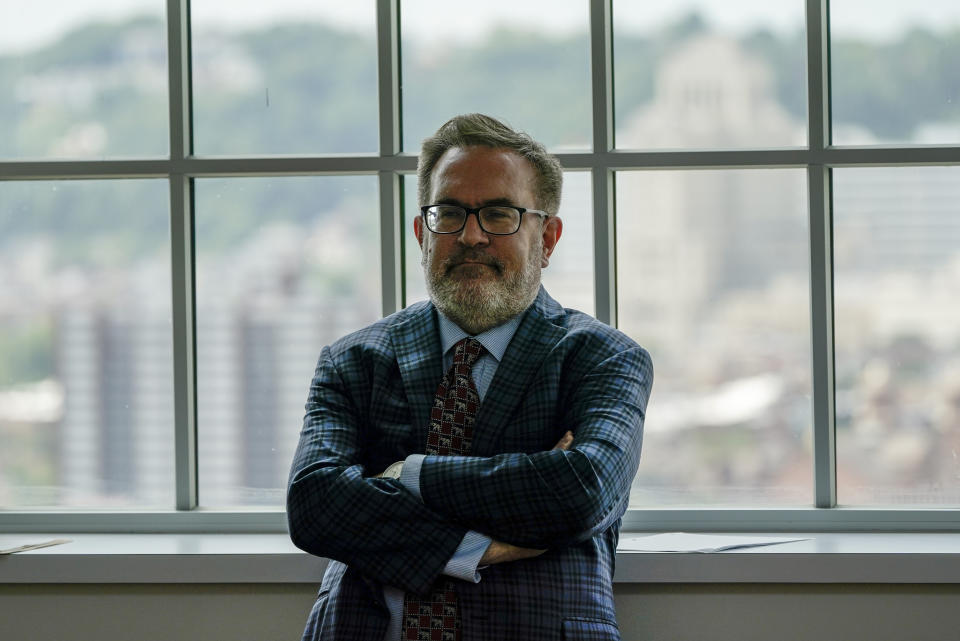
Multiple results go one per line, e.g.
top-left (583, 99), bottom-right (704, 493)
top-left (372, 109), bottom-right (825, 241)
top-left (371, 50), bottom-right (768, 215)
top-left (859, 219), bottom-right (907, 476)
top-left (400, 454), bottom-right (426, 500)
top-left (443, 530), bottom-right (491, 583)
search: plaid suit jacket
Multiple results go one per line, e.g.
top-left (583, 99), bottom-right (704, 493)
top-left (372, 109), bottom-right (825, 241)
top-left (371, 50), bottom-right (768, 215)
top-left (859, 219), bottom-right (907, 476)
top-left (287, 287), bottom-right (652, 641)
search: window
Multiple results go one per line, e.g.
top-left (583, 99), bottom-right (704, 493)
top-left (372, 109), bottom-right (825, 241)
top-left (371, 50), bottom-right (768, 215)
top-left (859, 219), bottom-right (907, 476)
top-left (1, 0), bottom-right (958, 532)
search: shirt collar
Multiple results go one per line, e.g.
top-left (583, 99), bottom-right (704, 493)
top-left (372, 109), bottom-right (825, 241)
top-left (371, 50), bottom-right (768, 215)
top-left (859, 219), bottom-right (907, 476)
top-left (436, 310), bottom-right (524, 363)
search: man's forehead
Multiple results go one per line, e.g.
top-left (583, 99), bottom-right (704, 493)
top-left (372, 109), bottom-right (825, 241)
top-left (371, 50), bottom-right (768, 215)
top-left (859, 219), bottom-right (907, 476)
top-left (433, 145), bottom-right (528, 169)
top-left (429, 146), bottom-right (536, 201)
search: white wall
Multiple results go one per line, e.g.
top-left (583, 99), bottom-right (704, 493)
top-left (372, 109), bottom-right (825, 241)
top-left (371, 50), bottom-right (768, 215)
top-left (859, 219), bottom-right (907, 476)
top-left (2, 583), bottom-right (959, 641)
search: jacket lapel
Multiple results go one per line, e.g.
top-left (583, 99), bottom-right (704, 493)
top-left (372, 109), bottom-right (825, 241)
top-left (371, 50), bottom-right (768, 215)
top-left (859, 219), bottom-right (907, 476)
top-left (389, 302), bottom-right (444, 449)
top-left (471, 288), bottom-right (566, 456)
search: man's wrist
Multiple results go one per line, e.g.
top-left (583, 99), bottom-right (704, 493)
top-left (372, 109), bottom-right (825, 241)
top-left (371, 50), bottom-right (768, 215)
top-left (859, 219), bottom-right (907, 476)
top-left (443, 531), bottom-right (491, 583)
top-left (400, 454), bottom-right (426, 499)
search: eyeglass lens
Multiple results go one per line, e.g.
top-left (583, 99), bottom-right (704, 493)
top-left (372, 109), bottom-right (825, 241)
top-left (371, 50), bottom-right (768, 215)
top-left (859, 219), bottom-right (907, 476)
top-left (427, 205), bottom-right (520, 234)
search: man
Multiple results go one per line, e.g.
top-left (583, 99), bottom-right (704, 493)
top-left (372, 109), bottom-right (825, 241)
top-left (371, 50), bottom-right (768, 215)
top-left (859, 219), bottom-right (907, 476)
top-left (287, 114), bottom-right (652, 640)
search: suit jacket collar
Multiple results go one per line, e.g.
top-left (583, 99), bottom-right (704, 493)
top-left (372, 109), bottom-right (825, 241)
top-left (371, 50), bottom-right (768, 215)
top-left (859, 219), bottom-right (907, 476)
top-left (389, 301), bottom-right (443, 441)
top-left (387, 288), bottom-right (566, 455)
top-left (471, 287), bottom-right (566, 454)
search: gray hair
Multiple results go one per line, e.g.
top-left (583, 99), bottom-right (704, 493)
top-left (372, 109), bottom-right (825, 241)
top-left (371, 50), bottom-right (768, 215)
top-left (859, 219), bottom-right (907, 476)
top-left (417, 113), bottom-right (563, 215)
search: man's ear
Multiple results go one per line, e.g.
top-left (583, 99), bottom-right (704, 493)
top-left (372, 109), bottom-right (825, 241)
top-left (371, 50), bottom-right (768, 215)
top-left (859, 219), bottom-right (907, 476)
top-left (414, 215), bottom-right (425, 250)
top-left (541, 216), bottom-right (562, 268)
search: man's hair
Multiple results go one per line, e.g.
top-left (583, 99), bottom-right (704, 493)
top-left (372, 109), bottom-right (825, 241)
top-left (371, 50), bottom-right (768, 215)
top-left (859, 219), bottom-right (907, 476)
top-left (417, 113), bottom-right (564, 215)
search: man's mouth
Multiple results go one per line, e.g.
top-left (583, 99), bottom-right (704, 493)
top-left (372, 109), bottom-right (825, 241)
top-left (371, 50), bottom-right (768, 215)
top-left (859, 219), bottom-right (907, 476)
top-left (446, 255), bottom-right (501, 274)
top-left (451, 261), bottom-right (493, 273)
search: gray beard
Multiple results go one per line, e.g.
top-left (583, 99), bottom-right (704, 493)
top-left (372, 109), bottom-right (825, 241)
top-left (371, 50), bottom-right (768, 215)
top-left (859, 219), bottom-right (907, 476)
top-left (423, 237), bottom-right (542, 335)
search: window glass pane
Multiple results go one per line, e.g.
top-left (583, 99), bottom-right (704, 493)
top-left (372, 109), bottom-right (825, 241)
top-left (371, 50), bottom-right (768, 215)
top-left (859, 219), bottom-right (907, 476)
top-left (542, 172), bottom-right (593, 315)
top-left (613, 0), bottom-right (806, 150)
top-left (404, 171), bottom-right (593, 315)
top-left (400, 1), bottom-right (591, 152)
top-left (831, 1), bottom-right (960, 145)
top-left (0, 2), bottom-right (167, 158)
top-left (403, 179), bottom-right (428, 306)
top-left (617, 169), bottom-right (812, 505)
top-left (191, 2), bottom-right (377, 154)
top-left (195, 176), bottom-right (380, 507)
top-left (834, 167), bottom-right (960, 505)
top-left (0, 180), bottom-right (173, 507)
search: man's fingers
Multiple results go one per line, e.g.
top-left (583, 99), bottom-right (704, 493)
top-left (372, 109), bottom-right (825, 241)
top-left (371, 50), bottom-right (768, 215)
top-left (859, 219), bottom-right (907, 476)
top-left (553, 430), bottom-right (574, 450)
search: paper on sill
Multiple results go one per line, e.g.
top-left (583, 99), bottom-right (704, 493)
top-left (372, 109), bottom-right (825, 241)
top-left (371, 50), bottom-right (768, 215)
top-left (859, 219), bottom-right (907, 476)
top-left (619, 532), bottom-right (810, 553)
top-left (0, 538), bottom-right (72, 554)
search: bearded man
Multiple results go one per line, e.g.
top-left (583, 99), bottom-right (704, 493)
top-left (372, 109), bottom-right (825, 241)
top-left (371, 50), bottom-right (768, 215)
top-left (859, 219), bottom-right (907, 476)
top-left (287, 114), bottom-right (653, 641)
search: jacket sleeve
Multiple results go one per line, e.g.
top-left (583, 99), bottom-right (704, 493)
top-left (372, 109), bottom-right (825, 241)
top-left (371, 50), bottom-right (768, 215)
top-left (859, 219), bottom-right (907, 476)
top-left (415, 344), bottom-right (652, 549)
top-left (286, 345), bottom-right (469, 595)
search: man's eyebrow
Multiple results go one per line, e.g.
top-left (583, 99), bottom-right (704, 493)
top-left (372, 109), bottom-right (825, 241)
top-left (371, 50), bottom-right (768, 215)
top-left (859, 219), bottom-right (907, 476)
top-left (482, 197), bottom-right (518, 207)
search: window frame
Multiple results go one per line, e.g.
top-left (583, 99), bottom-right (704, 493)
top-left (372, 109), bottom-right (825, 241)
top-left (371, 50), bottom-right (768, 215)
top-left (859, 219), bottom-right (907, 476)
top-left (1, 0), bottom-right (959, 534)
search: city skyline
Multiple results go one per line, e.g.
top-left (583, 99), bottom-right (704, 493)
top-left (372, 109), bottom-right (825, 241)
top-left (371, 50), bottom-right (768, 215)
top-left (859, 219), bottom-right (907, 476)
top-left (1, 21), bottom-right (957, 508)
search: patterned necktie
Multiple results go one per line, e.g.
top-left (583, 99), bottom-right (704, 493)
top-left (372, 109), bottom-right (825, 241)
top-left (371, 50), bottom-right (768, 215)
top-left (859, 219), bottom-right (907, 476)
top-left (403, 337), bottom-right (484, 641)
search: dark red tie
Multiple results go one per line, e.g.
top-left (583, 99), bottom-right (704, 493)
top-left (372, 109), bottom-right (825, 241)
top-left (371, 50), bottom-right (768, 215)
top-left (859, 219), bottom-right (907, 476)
top-left (403, 338), bottom-right (483, 641)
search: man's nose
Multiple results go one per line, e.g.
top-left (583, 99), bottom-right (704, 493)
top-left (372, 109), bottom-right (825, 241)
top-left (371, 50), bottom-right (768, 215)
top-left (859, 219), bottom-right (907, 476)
top-left (457, 212), bottom-right (490, 247)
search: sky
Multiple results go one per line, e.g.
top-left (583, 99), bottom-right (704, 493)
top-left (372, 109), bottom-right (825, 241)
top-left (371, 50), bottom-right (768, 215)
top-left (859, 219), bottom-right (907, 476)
top-left (2, 0), bottom-right (960, 54)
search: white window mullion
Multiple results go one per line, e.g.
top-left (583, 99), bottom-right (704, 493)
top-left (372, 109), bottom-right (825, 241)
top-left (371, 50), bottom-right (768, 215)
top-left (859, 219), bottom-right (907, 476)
top-left (589, 0), bottom-right (616, 326)
top-left (377, 0), bottom-right (404, 316)
top-left (806, 0), bottom-right (837, 508)
top-left (167, 0), bottom-right (199, 510)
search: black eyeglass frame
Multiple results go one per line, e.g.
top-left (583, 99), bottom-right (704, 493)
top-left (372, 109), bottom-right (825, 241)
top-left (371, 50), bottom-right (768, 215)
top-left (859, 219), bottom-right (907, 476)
top-left (420, 204), bottom-right (550, 235)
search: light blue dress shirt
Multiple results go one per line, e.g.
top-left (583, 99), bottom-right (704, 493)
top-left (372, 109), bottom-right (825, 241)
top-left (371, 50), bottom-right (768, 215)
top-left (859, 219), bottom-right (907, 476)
top-left (381, 311), bottom-right (524, 641)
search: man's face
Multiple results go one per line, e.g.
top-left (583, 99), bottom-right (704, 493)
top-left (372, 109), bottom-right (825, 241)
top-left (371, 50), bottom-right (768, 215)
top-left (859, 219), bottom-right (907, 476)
top-left (414, 146), bottom-right (562, 335)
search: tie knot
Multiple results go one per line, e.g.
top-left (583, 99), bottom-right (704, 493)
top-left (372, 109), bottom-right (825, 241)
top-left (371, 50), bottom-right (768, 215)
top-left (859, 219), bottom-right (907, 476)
top-left (453, 337), bottom-right (484, 368)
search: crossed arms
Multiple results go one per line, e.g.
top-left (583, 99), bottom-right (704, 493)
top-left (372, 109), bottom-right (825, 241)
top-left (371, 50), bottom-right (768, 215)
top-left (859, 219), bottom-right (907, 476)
top-left (286, 340), bottom-right (651, 595)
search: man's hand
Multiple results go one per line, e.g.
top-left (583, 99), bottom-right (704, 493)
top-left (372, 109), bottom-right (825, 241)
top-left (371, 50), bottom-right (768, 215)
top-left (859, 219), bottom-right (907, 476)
top-left (478, 431), bottom-right (575, 565)
top-left (374, 460), bottom-right (404, 479)
top-left (553, 430), bottom-right (574, 451)
top-left (480, 539), bottom-right (546, 564)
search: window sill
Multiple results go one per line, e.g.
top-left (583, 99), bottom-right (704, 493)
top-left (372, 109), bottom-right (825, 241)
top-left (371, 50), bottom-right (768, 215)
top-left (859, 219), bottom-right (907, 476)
top-left (2, 533), bottom-right (959, 584)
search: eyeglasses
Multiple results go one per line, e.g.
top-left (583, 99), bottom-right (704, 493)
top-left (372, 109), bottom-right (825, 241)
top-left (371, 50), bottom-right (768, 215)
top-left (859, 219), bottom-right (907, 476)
top-left (420, 204), bottom-right (549, 235)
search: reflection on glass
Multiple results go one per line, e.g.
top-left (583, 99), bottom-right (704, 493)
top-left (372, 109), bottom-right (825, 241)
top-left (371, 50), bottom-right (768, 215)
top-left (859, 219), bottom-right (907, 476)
top-left (195, 176), bottom-right (380, 507)
top-left (613, 1), bottom-right (806, 150)
top-left (191, 2), bottom-right (377, 154)
top-left (400, 1), bottom-right (591, 152)
top-left (404, 172), bottom-right (594, 315)
top-left (617, 169), bottom-right (812, 505)
top-left (831, 1), bottom-right (960, 145)
top-left (0, 180), bottom-right (172, 507)
top-left (834, 167), bottom-right (960, 505)
top-left (0, 2), bottom-right (167, 158)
